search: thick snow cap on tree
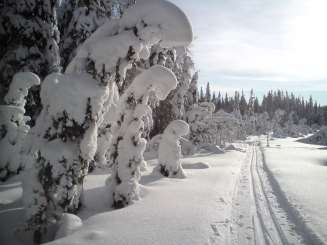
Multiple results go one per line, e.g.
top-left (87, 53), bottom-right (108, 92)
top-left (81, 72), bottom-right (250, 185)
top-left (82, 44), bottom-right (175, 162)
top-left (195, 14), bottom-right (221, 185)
top-left (164, 119), bottom-right (190, 137)
top-left (121, 0), bottom-right (193, 48)
top-left (4, 72), bottom-right (40, 107)
top-left (41, 73), bottom-right (106, 124)
top-left (122, 65), bottom-right (178, 101)
top-left (66, 0), bottom-right (193, 73)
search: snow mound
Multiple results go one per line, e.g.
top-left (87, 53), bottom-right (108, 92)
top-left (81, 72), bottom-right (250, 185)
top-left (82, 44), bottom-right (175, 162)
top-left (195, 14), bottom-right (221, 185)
top-left (225, 144), bottom-right (244, 152)
top-left (200, 144), bottom-right (225, 154)
top-left (299, 127), bottom-right (327, 146)
top-left (181, 162), bottom-right (210, 169)
top-left (55, 213), bottom-right (83, 239)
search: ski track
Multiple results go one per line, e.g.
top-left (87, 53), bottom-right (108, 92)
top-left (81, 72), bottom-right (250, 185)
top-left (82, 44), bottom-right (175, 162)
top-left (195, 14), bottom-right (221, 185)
top-left (228, 141), bottom-right (316, 245)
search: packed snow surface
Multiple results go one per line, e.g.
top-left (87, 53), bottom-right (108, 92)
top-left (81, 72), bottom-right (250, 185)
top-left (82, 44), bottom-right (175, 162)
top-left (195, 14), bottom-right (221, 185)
top-left (1, 137), bottom-right (327, 244)
top-left (0, 148), bottom-right (247, 245)
top-left (262, 137), bottom-right (327, 243)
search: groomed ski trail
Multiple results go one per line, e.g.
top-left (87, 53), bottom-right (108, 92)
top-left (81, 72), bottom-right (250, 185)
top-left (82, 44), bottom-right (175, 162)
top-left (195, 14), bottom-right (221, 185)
top-left (229, 142), bottom-right (307, 245)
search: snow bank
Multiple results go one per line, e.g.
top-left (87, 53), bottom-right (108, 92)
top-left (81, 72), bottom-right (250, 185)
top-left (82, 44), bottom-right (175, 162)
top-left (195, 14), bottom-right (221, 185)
top-left (299, 127), bottom-right (327, 146)
top-left (200, 144), bottom-right (225, 154)
top-left (55, 214), bottom-right (83, 239)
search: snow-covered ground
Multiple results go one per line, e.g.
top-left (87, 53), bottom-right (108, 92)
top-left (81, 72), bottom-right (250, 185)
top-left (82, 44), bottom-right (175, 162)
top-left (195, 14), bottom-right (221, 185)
top-left (262, 136), bottom-right (327, 244)
top-left (0, 145), bottom-right (247, 245)
top-left (1, 137), bottom-right (327, 245)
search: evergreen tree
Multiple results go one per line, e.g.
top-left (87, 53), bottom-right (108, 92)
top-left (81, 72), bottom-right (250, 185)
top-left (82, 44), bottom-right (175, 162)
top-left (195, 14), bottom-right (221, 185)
top-left (0, 0), bottom-right (61, 123)
top-left (59, 0), bottom-right (118, 69)
top-left (239, 91), bottom-right (247, 116)
top-left (199, 86), bottom-right (204, 102)
top-left (212, 91), bottom-right (216, 103)
top-left (205, 82), bottom-right (211, 102)
top-left (254, 97), bottom-right (260, 113)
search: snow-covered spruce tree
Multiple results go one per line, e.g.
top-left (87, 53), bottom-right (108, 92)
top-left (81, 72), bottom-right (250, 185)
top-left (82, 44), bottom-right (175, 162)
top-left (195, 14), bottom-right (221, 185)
top-left (109, 65), bottom-right (178, 208)
top-left (151, 48), bottom-right (195, 136)
top-left (156, 120), bottom-right (189, 178)
top-left (185, 71), bottom-right (199, 112)
top-left (0, 72), bottom-right (40, 181)
top-left (0, 0), bottom-right (60, 121)
top-left (186, 102), bottom-right (215, 145)
top-left (211, 110), bottom-right (242, 147)
top-left (272, 109), bottom-right (286, 138)
top-left (21, 72), bottom-right (105, 244)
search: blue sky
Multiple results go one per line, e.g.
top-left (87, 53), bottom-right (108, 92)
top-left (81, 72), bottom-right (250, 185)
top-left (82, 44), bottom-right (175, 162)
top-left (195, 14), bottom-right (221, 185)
top-left (170, 0), bottom-right (327, 105)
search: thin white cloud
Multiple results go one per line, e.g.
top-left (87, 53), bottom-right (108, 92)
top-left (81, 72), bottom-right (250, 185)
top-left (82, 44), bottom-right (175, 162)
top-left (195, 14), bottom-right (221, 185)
top-left (171, 0), bottom-right (327, 83)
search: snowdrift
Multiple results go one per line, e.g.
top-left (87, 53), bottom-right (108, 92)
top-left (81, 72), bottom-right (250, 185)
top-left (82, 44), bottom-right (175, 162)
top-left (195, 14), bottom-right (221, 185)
top-left (299, 127), bottom-right (327, 146)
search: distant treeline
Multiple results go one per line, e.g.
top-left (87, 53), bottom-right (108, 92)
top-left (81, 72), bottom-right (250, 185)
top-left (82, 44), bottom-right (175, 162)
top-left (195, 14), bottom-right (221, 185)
top-left (199, 83), bottom-right (326, 126)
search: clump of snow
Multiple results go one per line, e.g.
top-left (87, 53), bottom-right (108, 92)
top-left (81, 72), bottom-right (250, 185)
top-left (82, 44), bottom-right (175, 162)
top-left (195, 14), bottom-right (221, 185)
top-left (41, 73), bottom-right (106, 125)
top-left (80, 122), bottom-right (98, 162)
top-left (55, 213), bottom-right (83, 239)
top-left (299, 127), bottom-right (327, 146)
top-left (156, 120), bottom-right (189, 178)
top-left (121, 0), bottom-right (193, 48)
top-left (4, 72), bottom-right (40, 107)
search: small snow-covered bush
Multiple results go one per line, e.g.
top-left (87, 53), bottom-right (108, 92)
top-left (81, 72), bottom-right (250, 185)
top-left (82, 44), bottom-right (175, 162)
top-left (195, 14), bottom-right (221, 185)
top-left (187, 102), bottom-right (215, 145)
top-left (0, 72), bottom-right (40, 181)
top-left (156, 120), bottom-right (189, 178)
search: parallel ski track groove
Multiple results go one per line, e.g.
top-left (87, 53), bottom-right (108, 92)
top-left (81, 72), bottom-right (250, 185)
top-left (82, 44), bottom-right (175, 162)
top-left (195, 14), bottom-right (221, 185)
top-left (250, 144), bottom-right (289, 245)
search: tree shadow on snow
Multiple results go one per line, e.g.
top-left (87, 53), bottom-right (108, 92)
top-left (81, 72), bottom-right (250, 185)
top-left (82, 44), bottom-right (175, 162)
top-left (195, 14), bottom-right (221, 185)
top-left (79, 185), bottom-right (112, 219)
top-left (139, 173), bottom-right (163, 185)
top-left (0, 206), bottom-right (25, 245)
top-left (318, 159), bottom-right (327, 166)
top-left (181, 162), bottom-right (210, 169)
